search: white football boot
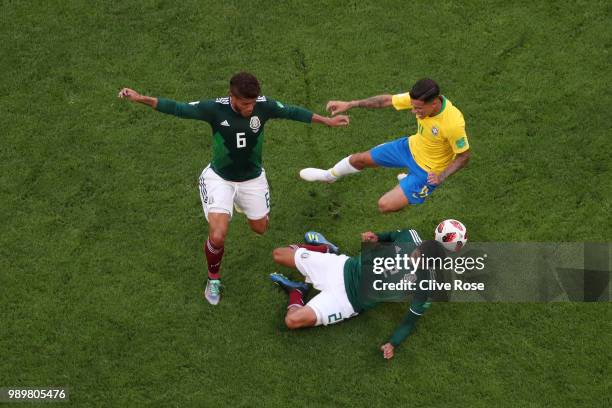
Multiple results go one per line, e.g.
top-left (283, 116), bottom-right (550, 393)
top-left (299, 168), bottom-right (337, 183)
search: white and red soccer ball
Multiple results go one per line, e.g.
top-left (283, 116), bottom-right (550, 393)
top-left (435, 219), bottom-right (468, 252)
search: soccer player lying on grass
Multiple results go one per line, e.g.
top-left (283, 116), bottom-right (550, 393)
top-left (300, 78), bottom-right (470, 213)
top-left (270, 231), bottom-right (446, 359)
top-left (118, 72), bottom-right (349, 305)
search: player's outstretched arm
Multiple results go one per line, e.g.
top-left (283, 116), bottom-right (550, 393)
top-left (326, 94), bottom-right (393, 115)
top-left (266, 99), bottom-right (348, 127)
top-left (119, 88), bottom-right (210, 121)
top-left (118, 88), bottom-right (158, 109)
top-left (383, 298), bottom-right (429, 359)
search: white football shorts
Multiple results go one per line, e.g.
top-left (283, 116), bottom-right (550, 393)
top-left (294, 248), bottom-right (358, 326)
top-left (198, 165), bottom-right (270, 221)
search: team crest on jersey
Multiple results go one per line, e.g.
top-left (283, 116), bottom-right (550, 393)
top-left (431, 126), bottom-right (439, 136)
top-left (250, 116), bottom-right (261, 132)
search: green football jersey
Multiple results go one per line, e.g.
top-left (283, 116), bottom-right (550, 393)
top-left (343, 228), bottom-right (433, 347)
top-left (156, 96), bottom-right (313, 181)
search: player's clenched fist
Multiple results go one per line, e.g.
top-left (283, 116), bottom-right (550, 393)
top-left (328, 115), bottom-right (350, 127)
top-left (380, 343), bottom-right (395, 359)
top-left (326, 100), bottom-right (351, 116)
top-left (118, 88), bottom-right (141, 101)
top-left (361, 231), bottom-right (379, 242)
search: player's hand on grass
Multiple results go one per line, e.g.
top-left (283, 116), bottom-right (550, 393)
top-left (327, 114), bottom-right (350, 127)
top-left (361, 231), bottom-right (378, 242)
top-left (380, 343), bottom-right (394, 359)
top-left (118, 87), bottom-right (141, 102)
top-left (326, 100), bottom-right (351, 116)
top-left (427, 172), bottom-right (443, 186)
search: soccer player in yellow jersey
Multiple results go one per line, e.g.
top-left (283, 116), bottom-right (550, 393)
top-left (300, 79), bottom-right (471, 212)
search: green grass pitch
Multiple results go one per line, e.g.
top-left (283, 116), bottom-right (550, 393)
top-left (1, 0), bottom-right (611, 406)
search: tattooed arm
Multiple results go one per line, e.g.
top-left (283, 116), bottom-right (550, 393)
top-left (326, 94), bottom-right (393, 115)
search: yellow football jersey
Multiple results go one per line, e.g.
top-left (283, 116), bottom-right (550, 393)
top-left (391, 93), bottom-right (469, 174)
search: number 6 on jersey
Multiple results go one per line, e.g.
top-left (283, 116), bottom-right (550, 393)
top-left (236, 132), bottom-right (246, 148)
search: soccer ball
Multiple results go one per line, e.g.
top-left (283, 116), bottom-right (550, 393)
top-left (435, 219), bottom-right (468, 252)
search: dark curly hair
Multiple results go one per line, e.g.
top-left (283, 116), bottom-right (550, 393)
top-left (230, 72), bottom-right (261, 99)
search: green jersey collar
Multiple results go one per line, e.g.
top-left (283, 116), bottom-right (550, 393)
top-left (431, 96), bottom-right (446, 117)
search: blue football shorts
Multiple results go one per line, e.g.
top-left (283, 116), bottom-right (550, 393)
top-left (370, 136), bottom-right (437, 204)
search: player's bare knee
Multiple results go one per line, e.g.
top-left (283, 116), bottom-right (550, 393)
top-left (250, 225), bottom-right (264, 235)
top-left (209, 230), bottom-right (227, 247)
top-left (378, 198), bottom-right (392, 213)
top-left (285, 313), bottom-right (302, 329)
top-left (248, 216), bottom-right (268, 235)
top-left (273, 247), bottom-right (296, 268)
top-left (250, 222), bottom-right (268, 235)
top-left (273, 247), bottom-right (293, 264)
top-left (272, 248), bottom-right (284, 264)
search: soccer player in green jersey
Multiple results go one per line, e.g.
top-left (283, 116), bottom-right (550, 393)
top-left (118, 72), bottom-right (349, 305)
top-left (270, 230), bottom-right (446, 359)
